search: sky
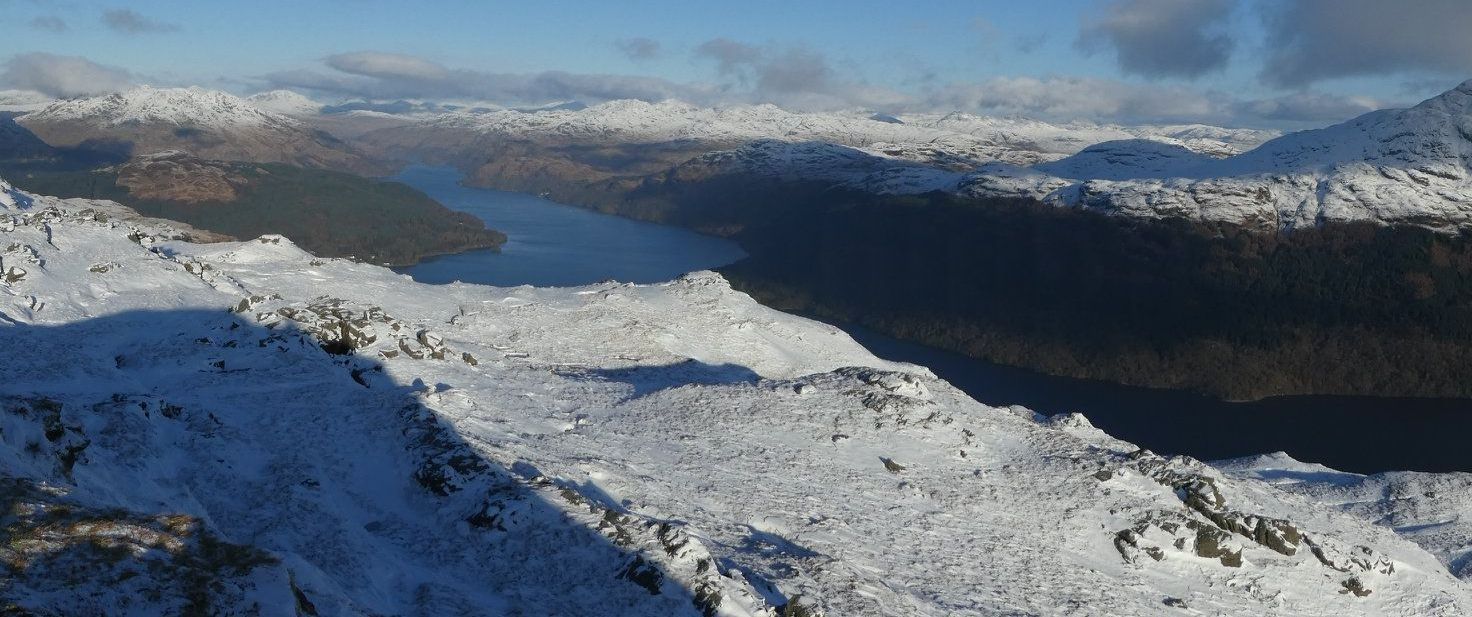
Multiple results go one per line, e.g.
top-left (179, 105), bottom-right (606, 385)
top-left (3, 0), bottom-right (1472, 129)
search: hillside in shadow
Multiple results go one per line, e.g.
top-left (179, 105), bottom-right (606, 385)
top-left (0, 308), bottom-right (719, 615)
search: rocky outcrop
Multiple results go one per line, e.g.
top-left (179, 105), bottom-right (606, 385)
top-left (1107, 450), bottom-right (1395, 597)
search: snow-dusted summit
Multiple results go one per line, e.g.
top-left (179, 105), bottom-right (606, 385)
top-left (24, 86), bottom-right (298, 130)
top-left (16, 86), bottom-right (378, 173)
top-left (962, 80), bottom-right (1472, 231)
top-left (3, 179), bottom-right (1472, 614)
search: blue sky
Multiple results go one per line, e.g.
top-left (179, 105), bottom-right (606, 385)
top-left (4, 0), bottom-right (1472, 128)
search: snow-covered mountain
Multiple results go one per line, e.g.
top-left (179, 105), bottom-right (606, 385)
top-left (16, 86), bottom-right (379, 173)
top-left (643, 81), bottom-right (1472, 233)
top-left (961, 80), bottom-right (1472, 231)
top-left (4, 180), bottom-right (1472, 614)
top-left (382, 98), bottom-right (1274, 168)
top-left (24, 86), bottom-right (295, 130)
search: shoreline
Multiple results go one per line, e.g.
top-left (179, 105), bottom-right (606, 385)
top-left (375, 237), bottom-right (504, 268)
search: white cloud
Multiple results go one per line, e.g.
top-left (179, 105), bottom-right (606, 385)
top-left (326, 52), bottom-right (450, 81)
top-left (0, 53), bottom-right (136, 98)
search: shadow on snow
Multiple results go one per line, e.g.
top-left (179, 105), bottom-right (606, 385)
top-left (0, 308), bottom-right (715, 615)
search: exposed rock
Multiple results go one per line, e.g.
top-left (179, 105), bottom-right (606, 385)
top-left (880, 457), bottom-right (906, 473)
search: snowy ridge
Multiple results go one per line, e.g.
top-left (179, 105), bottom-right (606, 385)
top-left (3, 180), bottom-right (1472, 614)
top-left (412, 98), bottom-right (1274, 167)
top-left (902, 111), bottom-right (1276, 160)
top-left (23, 86), bottom-right (303, 130)
top-left (15, 86), bottom-right (381, 173)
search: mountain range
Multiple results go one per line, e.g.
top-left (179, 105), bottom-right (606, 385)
top-left (26, 82), bottom-right (1472, 235)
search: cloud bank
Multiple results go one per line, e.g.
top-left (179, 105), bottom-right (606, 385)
top-left (256, 48), bottom-right (1381, 128)
top-left (1259, 0), bottom-right (1472, 87)
top-left (1077, 0), bottom-right (1236, 79)
top-left (265, 51), bottom-right (710, 108)
top-left (0, 53), bottom-right (136, 98)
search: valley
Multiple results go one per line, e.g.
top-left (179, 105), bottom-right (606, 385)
top-left (352, 84), bottom-right (1472, 401)
top-left (5, 13), bottom-right (1472, 610)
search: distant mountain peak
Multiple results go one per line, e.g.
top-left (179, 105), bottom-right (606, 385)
top-left (24, 86), bottom-right (299, 130)
top-left (15, 86), bottom-right (381, 174)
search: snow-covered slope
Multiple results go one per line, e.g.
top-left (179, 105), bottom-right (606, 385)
top-left (3, 180), bottom-right (1472, 614)
top-left (1032, 139), bottom-right (1217, 181)
top-left (16, 86), bottom-right (378, 173)
top-left (1218, 452), bottom-right (1472, 581)
top-left (955, 80), bottom-right (1472, 232)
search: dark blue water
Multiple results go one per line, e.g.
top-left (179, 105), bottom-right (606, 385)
top-left (840, 322), bottom-right (1472, 474)
top-left (395, 165), bottom-right (1472, 474)
top-left (394, 166), bottom-right (745, 287)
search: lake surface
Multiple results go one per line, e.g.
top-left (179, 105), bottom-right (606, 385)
top-left (396, 165), bottom-right (1472, 475)
top-left (394, 166), bottom-right (746, 287)
top-left (841, 322), bottom-right (1472, 474)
